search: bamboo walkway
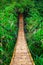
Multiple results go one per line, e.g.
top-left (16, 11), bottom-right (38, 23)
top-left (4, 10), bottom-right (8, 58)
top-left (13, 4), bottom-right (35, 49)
top-left (10, 14), bottom-right (35, 65)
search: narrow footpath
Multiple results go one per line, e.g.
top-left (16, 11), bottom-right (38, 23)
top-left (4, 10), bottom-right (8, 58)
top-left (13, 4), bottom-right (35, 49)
top-left (10, 14), bottom-right (35, 65)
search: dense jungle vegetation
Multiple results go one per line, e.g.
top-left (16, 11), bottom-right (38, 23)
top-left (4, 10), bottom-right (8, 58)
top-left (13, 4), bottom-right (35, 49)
top-left (0, 1), bottom-right (18, 65)
top-left (24, 0), bottom-right (43, 65)
top-left (0, 0), bottom-right (43, 65)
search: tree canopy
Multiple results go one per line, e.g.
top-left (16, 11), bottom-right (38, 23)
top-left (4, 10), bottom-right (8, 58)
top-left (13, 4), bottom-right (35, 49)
top-left (0, 0), bottom-right (43, 65)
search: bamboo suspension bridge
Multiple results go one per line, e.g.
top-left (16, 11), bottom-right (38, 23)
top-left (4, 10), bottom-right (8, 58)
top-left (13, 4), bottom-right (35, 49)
top-left (10, 14), bottom-right (35, 65)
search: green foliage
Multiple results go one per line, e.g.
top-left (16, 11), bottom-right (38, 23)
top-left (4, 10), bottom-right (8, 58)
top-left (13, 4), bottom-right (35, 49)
top-left (0, 1), bottom-right (18, 65)
top-left (24, 0), bottom-right (43, 65)
top-left (0, 0), bottom-right (43, 65)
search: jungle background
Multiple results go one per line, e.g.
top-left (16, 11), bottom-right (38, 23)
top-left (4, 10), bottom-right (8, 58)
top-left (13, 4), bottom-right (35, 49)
top-left (0, 0), bottom-right (43, 65)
